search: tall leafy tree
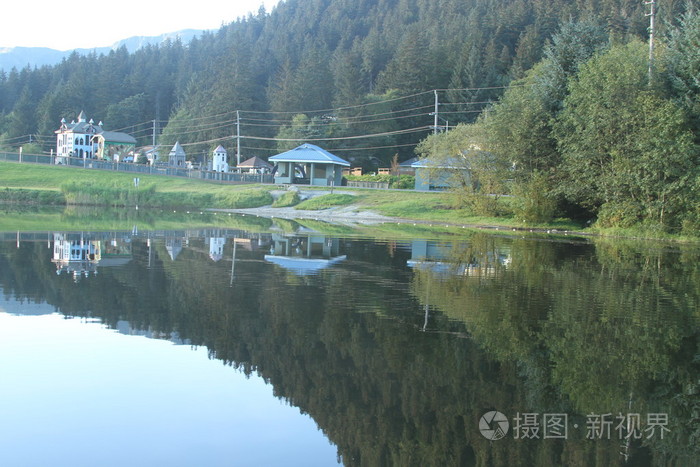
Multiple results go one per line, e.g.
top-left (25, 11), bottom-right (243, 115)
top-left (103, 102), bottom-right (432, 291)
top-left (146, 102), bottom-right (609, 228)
top-left (554, 41), bottom-right (699, 229)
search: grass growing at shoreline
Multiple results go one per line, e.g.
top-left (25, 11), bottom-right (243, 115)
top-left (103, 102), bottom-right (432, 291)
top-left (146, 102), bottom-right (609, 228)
top-left (0, 162), bottom-right (274, 209)
top-left (2, 161), bottom-right (698, 242)
top-left (295, 193), bottom-right (356, 210)
top-left (272, 191), bottom-right (301, 208)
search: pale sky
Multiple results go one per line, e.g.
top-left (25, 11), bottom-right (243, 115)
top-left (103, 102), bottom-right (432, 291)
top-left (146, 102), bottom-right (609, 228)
top-left (0, 0), bottom-right (282, 50)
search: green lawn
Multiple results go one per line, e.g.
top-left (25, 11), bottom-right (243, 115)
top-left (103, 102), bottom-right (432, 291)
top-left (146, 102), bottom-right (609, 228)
top-left (0, 161), bottom-right (597, 236)
top-left (0, 162), bottom-right (258, 195)
top-left (295, 193), bottom-right (356, 210)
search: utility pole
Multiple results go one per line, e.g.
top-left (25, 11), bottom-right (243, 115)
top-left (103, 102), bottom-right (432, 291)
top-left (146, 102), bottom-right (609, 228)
top-left (235, 110), bottom-right (241, 166)
top-left (152, 119), bottom-right (157, 147)
top-left (433, 90), bottom-right (439, 134)
top-left (645, 0), bottom-right (656, 84)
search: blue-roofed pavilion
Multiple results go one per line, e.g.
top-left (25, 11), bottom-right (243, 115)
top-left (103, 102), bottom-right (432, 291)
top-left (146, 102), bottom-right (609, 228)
top-left (268, 143), bottom-right (350, 186)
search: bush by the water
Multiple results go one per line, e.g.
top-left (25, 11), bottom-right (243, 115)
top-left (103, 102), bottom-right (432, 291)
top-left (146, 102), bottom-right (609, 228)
top-left (345, 174), bottom-right (414, 189)
top-left (61, 181), bottom-right (158, 206)
top-left (295, 194), bottom-right (356, 210)
top-left (214, 189), bottom-right (273, 208)
top-left (0, 188), bottom-right (65, 205)
top-left (272, 191), bottom-right (301, 207)
top-left (59, 181), bottom-right (273, 209)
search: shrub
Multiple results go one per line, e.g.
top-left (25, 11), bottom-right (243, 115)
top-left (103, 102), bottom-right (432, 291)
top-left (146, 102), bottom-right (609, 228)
top-left (345, 174), bottom-right (414, 189)
top-left (0, 188), bottom-right (65, 205)
top-left (214, 189), bottom-right (273, 209)
top-left (390, 175), bottom-right (415, 189)
top-left (272, 191), bottom-right (301, 207)
top-left (295, 194), bottom-right (355, 210)
top-left (511, 173), bottom-right (558, 223)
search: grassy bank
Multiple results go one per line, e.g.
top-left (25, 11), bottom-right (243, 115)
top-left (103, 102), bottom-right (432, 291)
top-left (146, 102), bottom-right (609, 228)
top-left (1, 161), bottom-right (698, 241)
top-left (0, 162), bottom-right (273, 209)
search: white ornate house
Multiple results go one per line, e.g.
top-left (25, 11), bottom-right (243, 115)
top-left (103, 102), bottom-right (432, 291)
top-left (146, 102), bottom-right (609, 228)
top-left (55, 111), bottom-right (136, 163)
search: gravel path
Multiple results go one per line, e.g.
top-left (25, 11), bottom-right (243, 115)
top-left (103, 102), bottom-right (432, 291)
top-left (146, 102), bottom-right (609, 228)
top-left (212, 188), bottom-right (395, 225)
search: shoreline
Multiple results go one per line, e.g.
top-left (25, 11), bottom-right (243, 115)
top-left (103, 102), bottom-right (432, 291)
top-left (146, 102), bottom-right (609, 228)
top-left (213, 203), bottom-right (593, 237)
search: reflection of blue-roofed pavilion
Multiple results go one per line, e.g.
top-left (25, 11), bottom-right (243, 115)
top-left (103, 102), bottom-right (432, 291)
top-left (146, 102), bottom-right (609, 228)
top-left (269, 144), bottom-right (349, 186)
top-left (264, 234), bottom-right (346, 275)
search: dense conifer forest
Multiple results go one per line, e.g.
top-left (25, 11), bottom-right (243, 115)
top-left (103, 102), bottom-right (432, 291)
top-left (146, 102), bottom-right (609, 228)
top-left (0, 0), bottom-right (698, 231)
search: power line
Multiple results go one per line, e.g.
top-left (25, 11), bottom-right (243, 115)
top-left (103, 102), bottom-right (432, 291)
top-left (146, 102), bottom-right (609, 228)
top-left (18, 86), bottom-right (511, 154)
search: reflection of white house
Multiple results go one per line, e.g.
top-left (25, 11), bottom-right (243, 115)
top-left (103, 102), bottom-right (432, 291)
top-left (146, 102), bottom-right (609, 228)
top-left (209, 237), bottom-right (226, 262)
top-left (55, 111), bottom-right (136, 164)
top-left (52, 233), bottom-right (101, 280)
top-left (211, 145), bottom-right (229, 173)
top-left (264, 234), bottom-right (346, 275)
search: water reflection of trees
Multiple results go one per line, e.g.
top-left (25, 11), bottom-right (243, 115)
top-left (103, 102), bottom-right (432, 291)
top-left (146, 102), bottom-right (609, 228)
top-left (0, 232), bottom-right (698, 465)
top-left (410, 234), bottom-right (700, 463)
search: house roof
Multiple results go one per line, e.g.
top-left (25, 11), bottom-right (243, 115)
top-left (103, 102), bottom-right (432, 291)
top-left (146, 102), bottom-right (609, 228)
top-left (55, 111), bottom-right (136, 145)
top-left (55, 119), bottom-right (102, 135)
top-left (99, 131), bottom-right (137, 145)
top-left (169, 141), bottom-right (186, 157)
top-left (214, 145), bottom-right (227, 154)
top-left (238, 156), bottom-right (272, 169)
top-left (399, 156), bottom-right (418, 167)
top-left (269, 144), bottom-right (350, 167)
top-left (411, 156), bottom-right (466, 169)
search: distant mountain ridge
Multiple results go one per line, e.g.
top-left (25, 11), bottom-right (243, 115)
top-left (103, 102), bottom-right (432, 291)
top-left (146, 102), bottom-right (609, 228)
top-left (0, 29), bottom-right (207, 71)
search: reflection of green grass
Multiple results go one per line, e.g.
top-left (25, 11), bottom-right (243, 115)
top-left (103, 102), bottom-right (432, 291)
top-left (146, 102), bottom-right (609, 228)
top-left (295, 194), bottom-right (356, 210)
top-left (294, 219), bottom-right (363, 236)
top-left (0, 205), bottom-right (273, 232)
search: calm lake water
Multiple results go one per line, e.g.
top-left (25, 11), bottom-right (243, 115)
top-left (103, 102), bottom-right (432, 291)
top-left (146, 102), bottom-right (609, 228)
top-left (0, 220), bottom-right (698, 466)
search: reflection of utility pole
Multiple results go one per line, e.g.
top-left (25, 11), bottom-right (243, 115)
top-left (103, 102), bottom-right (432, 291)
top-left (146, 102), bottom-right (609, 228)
top-left (645, 0), bottom-right (656, 84)
top-left (422, 273), bottom-right (430, 331)
top-left (230, 240), bottom-right (238, 286)
top-left (620, 391), bottom-right (636, 462)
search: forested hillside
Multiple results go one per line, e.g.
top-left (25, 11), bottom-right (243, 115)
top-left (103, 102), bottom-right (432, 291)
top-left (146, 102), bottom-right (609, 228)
top-left (0, 0), bottom-right (689, 160)
top-left (1, 0), bottom-right (698, 231)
